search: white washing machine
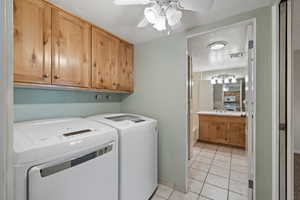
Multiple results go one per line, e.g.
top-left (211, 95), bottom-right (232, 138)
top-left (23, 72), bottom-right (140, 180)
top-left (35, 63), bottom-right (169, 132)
top-left (13, 118), bottom-right (118, 200)
top-left (87, 113), bottom-right (158, 200)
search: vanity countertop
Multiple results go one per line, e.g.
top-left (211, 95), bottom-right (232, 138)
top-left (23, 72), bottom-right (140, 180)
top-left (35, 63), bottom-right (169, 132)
top-left (197, 111), bottom-right (246, 117)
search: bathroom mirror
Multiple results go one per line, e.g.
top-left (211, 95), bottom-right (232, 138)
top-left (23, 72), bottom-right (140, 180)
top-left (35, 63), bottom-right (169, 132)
top-left (213, 78), bottom-right (246, 112)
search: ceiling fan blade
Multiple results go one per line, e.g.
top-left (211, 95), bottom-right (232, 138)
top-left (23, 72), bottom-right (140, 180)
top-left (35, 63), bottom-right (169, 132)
top-left (114, 0), bottom-right (151, 5)
top-left (137, 17), bottom-right (149, 28)
top-left (179, 0), bottom-right (214, 12)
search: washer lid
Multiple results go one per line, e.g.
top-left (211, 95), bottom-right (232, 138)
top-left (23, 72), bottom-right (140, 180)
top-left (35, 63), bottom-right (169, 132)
top-left (14, 118), bottom-right (117, 165)
top-left (87, 113), bottom-right (156, 129)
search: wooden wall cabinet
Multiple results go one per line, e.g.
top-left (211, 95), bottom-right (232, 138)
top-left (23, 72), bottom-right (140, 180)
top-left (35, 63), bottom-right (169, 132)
top-left (52, 9), bottom-right (91, 88)
top-left (198, 114), bottom-right (246, 148)
top-left (118, 41), bottom-right (134, 92)
top-left (14, 0), bottom-right (52, 84)
top-left (92, 27), bottom-right (119, 90)
top-left (91, 28), bottom-right (134, 92)
top-left (14, 0), bottom-right (134, 93)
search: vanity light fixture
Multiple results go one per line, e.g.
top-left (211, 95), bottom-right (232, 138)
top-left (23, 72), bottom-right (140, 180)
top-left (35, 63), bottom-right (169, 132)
top-left (210, 74), bottom-right (238, 85)
top-left (211, 78), bottom-right (217, 85)
top-left (207, 41), bottom-right (228, 50)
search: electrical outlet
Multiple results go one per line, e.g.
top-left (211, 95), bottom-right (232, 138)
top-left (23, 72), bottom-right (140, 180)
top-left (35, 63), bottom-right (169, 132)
top-left (95, 94), bottom-right (103, 101)
top-left (105, 95), bottom-right (112, 100)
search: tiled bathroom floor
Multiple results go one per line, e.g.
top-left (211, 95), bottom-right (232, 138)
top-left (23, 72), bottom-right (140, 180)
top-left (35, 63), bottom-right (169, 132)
top-left (151, 142), bottom-right (249, 200)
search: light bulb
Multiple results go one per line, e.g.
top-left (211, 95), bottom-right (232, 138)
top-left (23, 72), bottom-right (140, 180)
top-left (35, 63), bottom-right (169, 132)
top-left (224, 78), bottom-right (230, 84)
top-left (232, 77), bottom-right (237, 83)
top-left (166, 7), bottom-right (182, 27)
top-left (144, 5), bottom-right (161, 24)
top-left (211, 78), bottom-right (216, 85)
top-left (153, 16), bottom-right (166, 31)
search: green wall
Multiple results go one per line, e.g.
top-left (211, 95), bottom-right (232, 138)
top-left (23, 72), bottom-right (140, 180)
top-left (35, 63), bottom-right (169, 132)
top-left (121, 33), bottom-right (188, 191)
top-left (121, 6), bottom-right (273, 200)
top-left (14, 88), bottom-right (121, 122)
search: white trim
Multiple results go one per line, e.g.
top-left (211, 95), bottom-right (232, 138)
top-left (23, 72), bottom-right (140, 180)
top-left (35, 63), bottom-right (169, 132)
top-left (185, 18), bottom-right (257, 200)
top-left (186, 19), bottom-right (256, 39)
top-left (0, 0), bottom-right (14, 200)
top-left (246, 19), bottom-right (257, 200)
top-left (272, 3), bottom-right (280, 200)
top-left (287, 0), bottom-right (294, 199)
top-left (184, 39), bottom-right (189, 193)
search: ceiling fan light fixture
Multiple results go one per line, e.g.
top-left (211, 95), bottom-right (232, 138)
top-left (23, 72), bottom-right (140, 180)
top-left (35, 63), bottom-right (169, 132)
top-left (166, 7), bottom-right (182, 27)
top-left (144, 5), bottom-right (161, 24)
top-left (208, 41), bottom-right (228, 50)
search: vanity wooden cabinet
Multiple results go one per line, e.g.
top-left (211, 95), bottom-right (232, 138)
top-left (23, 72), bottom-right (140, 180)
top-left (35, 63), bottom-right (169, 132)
top-left (198, 114), bottom-right (246, 148)
top-left (13, 0), bottom-right (134, 92)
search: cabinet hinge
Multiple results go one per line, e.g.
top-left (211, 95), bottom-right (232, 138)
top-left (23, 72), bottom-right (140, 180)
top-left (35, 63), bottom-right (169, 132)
top-left (248, 179), bottom-right (254, 189)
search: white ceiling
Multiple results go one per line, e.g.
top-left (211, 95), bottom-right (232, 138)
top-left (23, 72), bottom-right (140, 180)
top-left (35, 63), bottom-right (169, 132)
top-left (189, 23), bottom-right (249, 72)
top-left (48, 0), bottom-right (273, 44)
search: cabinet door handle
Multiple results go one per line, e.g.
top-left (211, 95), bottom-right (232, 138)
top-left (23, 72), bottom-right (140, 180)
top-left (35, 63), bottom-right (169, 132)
top-left (43, 74), bottom-right (49, 78)
top-left (54, 75), bottom-right (60, 79)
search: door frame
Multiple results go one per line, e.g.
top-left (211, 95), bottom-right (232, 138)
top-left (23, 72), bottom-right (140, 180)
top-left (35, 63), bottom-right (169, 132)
top-left (186, 18), bottom-right (257, 200)
top-left (0, 0), bottom-right (14, 200)
top-left (272, 3), bottom-right (280, 200)
top-left (272, 0), bottom-right (294, 199)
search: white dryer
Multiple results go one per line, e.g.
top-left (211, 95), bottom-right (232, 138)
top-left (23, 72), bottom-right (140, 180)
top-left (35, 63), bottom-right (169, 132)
top-left (87, 113), bottom-right (158, 200)
top-left (13, 118), bottom-right (118, 200)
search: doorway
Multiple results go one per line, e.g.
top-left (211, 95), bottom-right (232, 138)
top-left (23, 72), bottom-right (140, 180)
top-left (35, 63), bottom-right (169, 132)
top-left (276, 0), bottom-right (300, 199)
top-left (186, 19), bottom-right (256, 200)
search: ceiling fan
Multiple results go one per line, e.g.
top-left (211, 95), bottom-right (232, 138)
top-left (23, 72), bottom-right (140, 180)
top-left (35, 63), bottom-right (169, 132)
top-left (114, 0), bottom-right (215, 33)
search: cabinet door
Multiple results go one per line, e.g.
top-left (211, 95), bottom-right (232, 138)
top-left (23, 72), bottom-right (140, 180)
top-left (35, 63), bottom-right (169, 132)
top-left (211, 121), bottom-right (228, 144)
top-left (228, 120), bottom-right (246, 148)
top-left (52, 9), bottom-right (91, 88)
top-left (92, 27), bottom-right (119, 90)
top-left (118, 42), bottom-right (134, 92)
top-left (14, 0), bottom-right (51, 84)
top-left (199, 119), bottom-right (210, 142)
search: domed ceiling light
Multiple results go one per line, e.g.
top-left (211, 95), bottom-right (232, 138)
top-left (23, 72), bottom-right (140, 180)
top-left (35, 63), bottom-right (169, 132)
top-left (208, 41), bottom-right (228, 50)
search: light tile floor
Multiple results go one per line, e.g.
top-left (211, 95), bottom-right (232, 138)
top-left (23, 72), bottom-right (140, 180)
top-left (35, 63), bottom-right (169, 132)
top-left (151, 142), bottom-right (249, 200)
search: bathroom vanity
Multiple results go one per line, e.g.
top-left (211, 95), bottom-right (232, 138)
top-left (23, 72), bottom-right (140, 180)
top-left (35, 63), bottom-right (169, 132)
top-left (198, 111), bottom-right (247, 148)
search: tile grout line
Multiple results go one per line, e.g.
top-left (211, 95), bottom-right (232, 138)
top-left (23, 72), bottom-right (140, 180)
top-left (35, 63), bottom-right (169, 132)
top-left (199, 145), bottom-right (218, 200)
top-left (227, 147), bottom-right (233, 200)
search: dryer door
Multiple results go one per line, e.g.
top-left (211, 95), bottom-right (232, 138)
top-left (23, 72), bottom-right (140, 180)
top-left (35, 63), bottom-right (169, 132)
top-left (28, 142), bottom-right (118, 200)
